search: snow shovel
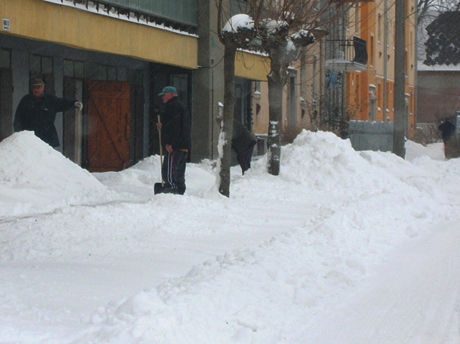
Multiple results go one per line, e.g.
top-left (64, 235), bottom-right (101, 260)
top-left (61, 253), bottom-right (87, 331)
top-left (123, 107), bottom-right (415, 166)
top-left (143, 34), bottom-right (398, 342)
top-left (154, 116), bottom-right (176, 195)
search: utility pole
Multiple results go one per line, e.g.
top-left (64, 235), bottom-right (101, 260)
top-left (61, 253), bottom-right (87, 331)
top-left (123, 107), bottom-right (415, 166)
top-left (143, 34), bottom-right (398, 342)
top-left (393, 0), bottom-right (406, 158)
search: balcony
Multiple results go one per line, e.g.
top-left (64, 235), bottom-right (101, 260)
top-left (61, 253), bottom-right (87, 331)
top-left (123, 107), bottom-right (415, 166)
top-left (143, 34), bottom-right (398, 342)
top-left (42, 0), bottom-right (198, 34)
top-left (326, 36), bottom-right (368, 72)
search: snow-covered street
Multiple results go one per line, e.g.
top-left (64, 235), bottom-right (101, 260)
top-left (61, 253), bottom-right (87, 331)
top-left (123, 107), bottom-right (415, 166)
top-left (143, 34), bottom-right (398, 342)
top-left (1, 130), bottom-right (459, 343)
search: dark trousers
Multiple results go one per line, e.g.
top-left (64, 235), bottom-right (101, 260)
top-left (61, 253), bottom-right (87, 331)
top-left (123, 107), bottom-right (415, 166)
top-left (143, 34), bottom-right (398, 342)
top-left (444, 135), bottom-right (460, 159)
top-left (162, 149), bottom-right (187, 194)
top-left (235, 141), bottom-right (256, 174)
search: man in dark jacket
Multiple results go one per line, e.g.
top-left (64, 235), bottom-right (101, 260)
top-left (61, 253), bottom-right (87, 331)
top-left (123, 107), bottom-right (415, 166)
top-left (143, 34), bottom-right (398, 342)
top-left (438, 117), bottom-right (456, 159)
top-left (156, 86), bottom-right (191, 195)
top-left (14, 78), bottom-right (83, 147)
top-left (216, 116), bottom-right (258, 174)
top-left (232, 119), bottom-right (258, 174)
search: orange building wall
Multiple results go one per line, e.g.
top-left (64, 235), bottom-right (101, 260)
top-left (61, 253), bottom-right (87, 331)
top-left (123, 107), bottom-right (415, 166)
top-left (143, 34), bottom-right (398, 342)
top-left (345, 0), bottom-right (416, 138)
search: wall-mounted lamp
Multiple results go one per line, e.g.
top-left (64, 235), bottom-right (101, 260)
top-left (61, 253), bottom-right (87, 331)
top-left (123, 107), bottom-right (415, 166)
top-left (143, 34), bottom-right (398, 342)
top-left (254, 91), bottom-right (261, 100)
top-left (217, 102), bottom-right (223, 117)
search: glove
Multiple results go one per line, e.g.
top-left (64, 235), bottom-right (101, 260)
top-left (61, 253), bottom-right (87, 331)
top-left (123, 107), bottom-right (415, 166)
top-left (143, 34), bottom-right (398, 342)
top-left (75, 101), bottom-right (83, 110)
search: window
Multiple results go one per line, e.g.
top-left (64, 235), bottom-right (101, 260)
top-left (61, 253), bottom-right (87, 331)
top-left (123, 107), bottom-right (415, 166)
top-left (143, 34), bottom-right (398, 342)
top-left (287, 70), bottom-right (297, 128)
top-left (64, 60), bottom-right (86, 78)
top-left (30, 55), bottom-right (41, 72)
top-left (64, 60), bottom-right (73, 77)
top-left (410, 31), bottom-right (413, 56)
top-left (30, 54), bottom-right (54, 74)
top-left (300, 55), bottom-right (306, 99)
top-left (355, 5), bottom-right (360, 34)
top-left (405, 51), bottom-right (408, 77)
top-left (75, 62), bottom-right (84, 78)
top-left (0, 49), bottom-right (11, 68)
top-left (42, 57), bottom-right (53, 74)
top-left (312, 55), bottom-right (318, 102)
top-left (369, 36), bottom-right (374, 67)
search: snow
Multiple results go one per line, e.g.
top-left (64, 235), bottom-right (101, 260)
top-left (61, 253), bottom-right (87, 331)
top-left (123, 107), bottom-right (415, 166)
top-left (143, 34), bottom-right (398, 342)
top-left (418, 61), bottom-right (460, 71)
top-left (222, 14), bottom-right (254, 33)
top-left (260, 19), bottom-right (289, 34)
top-left (1, 130), bottom-right (459, 343)
top-left (291, 29), bottom-right (315, 42)
top-left (286, 39), bottom-right (296, 54)
top-left (40, 0), bottom-right (198, 38)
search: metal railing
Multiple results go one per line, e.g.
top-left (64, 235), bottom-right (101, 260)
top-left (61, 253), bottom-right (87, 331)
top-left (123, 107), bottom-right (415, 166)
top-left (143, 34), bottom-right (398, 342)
top-left (326, 36), bottom-right (367, 65)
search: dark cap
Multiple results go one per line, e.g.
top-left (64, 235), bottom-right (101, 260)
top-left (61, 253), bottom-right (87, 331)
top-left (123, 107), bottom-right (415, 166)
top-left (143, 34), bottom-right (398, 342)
top-left (32, 78), bottom-right (45, 87)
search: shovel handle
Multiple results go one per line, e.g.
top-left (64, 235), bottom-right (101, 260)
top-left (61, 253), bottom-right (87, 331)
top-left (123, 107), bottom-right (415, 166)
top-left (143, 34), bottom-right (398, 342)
top-left (157, 115), bottom-right (164, 187)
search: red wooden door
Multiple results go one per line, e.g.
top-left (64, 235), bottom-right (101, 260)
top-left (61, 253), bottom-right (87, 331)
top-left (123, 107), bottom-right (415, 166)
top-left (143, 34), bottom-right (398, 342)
top-left (87, 81), bottom-right (130, 172)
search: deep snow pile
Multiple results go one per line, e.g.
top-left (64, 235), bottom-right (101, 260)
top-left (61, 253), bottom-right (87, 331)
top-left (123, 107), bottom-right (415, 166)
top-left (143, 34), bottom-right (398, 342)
top-left (1, 130), bottom-right (459, 344)
top-left (0, 131), bottom-right (113, 218)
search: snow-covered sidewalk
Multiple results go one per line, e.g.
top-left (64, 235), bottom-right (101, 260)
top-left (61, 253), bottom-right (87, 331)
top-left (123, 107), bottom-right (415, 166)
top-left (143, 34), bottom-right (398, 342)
top-left (312, 221), bottom-right (460, 344)
top-left (1, 131), bottom-right (459, 343)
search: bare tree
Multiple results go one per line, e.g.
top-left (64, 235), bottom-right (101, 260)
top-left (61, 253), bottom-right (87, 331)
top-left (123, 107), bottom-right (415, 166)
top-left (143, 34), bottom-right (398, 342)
top-left (253, 0), bottom-right (340, 175)
top-left (417, 0), bottom-right (459, 62)
top-left (417, 0), bottom-right (459, 24)
top-left (217, 5), bottom-right (255, 197)
top-left (424, 11), bottom-right (460, 65)
top-left (216, 0), bottom-right (347, 186)
top-left (257, 17), bottom-right (315, 175)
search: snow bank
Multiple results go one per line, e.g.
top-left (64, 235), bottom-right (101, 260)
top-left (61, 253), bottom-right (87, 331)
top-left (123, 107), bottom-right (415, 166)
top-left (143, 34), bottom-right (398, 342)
top-left (2, 130), bottom-right (460, 343)
top-left (73, 131), bottom-right (459, 343)
top-left (0, 131), bottom-right (111, 217)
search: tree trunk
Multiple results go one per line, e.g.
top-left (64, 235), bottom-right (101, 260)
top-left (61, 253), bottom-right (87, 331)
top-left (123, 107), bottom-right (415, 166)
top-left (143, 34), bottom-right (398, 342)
top-left (267, 46), bottom-right (288, 176)
top-left (218, 41), bottom-right (237, 197)
top-left (267, 77), bottom-right (283, 175)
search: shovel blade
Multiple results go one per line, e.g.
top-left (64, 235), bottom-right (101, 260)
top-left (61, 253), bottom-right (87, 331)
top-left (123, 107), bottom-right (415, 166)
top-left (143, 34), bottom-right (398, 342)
top-left (154, 182), bottom-right (179, 195)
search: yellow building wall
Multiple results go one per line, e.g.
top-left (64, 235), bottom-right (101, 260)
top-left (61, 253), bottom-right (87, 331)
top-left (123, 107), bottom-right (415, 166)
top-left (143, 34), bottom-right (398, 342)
top-left (235, 52), bottom-right (270, 135)
top-left (1, 0), bottom-right (198, 69)
top-left (235, 51), bottom-right (269, 82)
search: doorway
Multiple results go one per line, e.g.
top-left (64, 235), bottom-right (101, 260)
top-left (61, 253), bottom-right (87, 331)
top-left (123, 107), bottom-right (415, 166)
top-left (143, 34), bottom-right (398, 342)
top-left (86, 80), bottom-right (130, 172)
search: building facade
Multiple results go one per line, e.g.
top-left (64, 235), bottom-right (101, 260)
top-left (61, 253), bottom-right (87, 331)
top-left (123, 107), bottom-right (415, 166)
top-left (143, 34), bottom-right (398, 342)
top-left (0, 0), bottom-right (268, 171)
top-left (417, 12), bottom-right (460, 126)
top-left (324, 0), bottom-right (417, 139)
top-left (0, 0), bottom-right (418, 171)
top-left (249, 0), bottom-right (417, 144)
